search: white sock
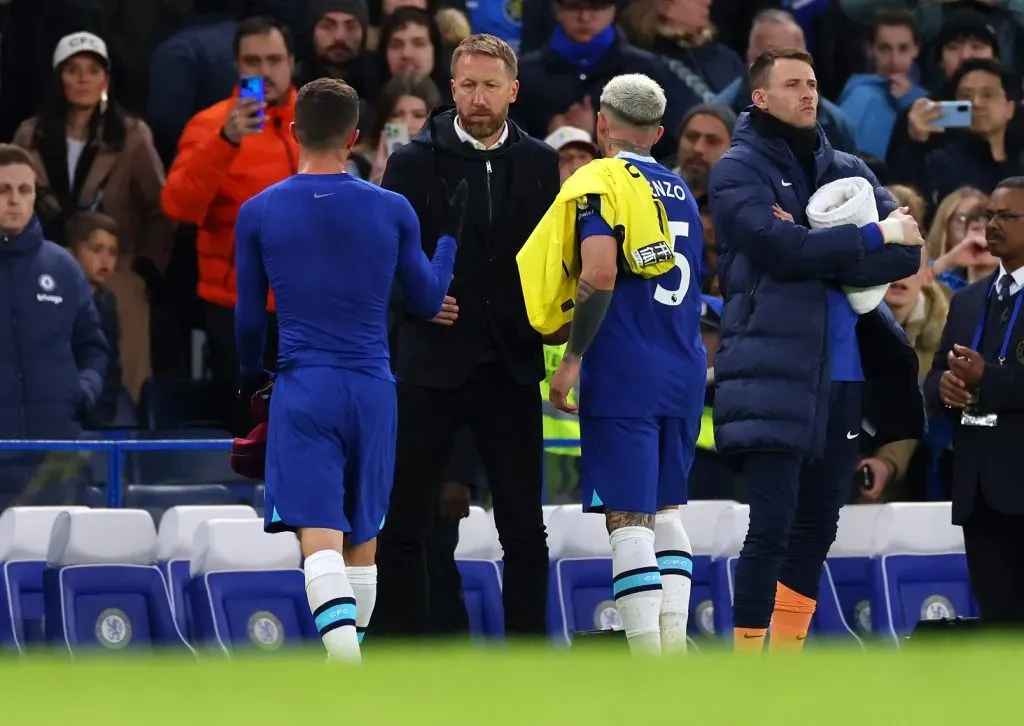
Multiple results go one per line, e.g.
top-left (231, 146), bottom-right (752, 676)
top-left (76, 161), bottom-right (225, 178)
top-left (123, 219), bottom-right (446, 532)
top-left (654, 510), bottom-right (693, 654)
top-left (304, 550), bottom-right (360, 662)
top-left (609, 525), bottom-right (662, 655)
top-left (347, 565), bottom-right (377, 645)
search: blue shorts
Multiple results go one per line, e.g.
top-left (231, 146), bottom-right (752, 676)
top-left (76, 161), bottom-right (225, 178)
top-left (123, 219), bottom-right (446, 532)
top-left (264, 367), bottom-right (396, 545)
top-left (581, 416), bottom-right (698, 514)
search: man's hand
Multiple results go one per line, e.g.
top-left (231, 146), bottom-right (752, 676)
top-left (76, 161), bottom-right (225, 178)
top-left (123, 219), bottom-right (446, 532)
top-left (222, 97), bottom-right (265, 145)
top-left (889, 73), bottom-right (913, 99)
top-left (939, 368), bottom-right (974, 409)
top-left (549, 355), bottom-right (581, 414)
top-left (907, 98), bottom-right (944, 143)
top-left (948, 345), bottom-right (985, 388)
top-left (772, 204), bottom-right (794, 223)
top-left (437, 481), bottom-right (471, 521)
top-left (857, 457), bottom-right (893, 503)
top-left (563, 96), bottom-right (596, 135)
top-left (878, 206), bottom-right (924, 246)
top-left (430, 295), bottom-right (459, 326)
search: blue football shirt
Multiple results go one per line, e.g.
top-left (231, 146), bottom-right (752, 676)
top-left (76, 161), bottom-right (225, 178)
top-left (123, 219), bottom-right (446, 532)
top-left (574, 153), bottom-right (707, 418)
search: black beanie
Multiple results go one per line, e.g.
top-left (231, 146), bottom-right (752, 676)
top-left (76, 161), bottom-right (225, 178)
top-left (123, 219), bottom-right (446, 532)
top-left (308, 0), bottom-right (369, 29)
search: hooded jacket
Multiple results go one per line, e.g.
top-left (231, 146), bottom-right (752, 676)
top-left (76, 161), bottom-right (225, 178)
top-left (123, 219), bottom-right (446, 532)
top-left (381, 106), bottom-right (560, 389)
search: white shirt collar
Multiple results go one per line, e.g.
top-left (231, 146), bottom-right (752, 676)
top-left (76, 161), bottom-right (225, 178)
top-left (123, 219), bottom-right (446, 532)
top-left (997, 263), bottom-right (1024, 296)
top-left (454, 116), bottom-right (508, 150)
top-left (616, 150), bottom-right (656, 163)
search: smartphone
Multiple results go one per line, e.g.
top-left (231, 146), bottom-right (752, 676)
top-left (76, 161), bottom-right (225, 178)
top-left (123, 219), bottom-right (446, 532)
top-left (931, 100), bottom-right (972, 129)
top-left (384, 122), bottom-right (410, 157)
top-left (239, 76), bottom-right (265, 126)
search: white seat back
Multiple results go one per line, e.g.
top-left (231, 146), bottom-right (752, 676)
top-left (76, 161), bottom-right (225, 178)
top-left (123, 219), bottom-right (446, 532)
top-left (48, 509), bottom-right (157, 566)
top-left (712, 504), bottom-right (749, 560)
top-left (829, 504), bottom-right (884, 557)
top-left (0, 506), bottom-right (88, 562)
top-left (547, 505), bottom-right (608, 560)
top-left (157, 505), bottom-right (258, 561)
top-left (678, 500), bottom-right (739, 557)
top-left (190, 519), bottom-right (301, 576)
top-left (455, 506), bottom-right (500, 559)
top-left (871, 503), bottom-right (963, 555)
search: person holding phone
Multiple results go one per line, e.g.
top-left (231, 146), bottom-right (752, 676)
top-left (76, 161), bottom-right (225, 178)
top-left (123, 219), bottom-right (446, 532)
top-left (162, 16), bottom-right (300, 435)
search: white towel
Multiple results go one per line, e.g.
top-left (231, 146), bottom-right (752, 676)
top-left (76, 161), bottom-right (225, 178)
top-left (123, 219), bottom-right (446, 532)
top-left (805, 177), bottom-right (888, 314)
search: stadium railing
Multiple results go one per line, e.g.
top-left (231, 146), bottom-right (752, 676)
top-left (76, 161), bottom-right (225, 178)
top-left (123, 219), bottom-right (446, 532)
top-left (0, 437), bottom-right (583, 508)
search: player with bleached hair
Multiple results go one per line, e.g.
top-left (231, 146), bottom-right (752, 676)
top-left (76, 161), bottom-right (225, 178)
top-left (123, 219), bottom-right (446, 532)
top-left (548, 74), bottom-right (707, 655)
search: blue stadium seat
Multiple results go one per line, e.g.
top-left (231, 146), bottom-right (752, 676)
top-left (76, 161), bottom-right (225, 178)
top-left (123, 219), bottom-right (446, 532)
top-left (679, 500), bottom-right (739, 638)
top-left (827, 504), bottom-right (884, 634)
top-left (44, 509), bottom-right (192, 654)
top-left (454, 507), bottom-right (503, 638)
top-left (156, 505), bottom-right (259, 638)
top-left (546, 505), bottom-right (617, 643)
top-left (869, 503), bottom-right (976, 646)
top-left (187, 519), bottom-right (313, 654)
top-left (0, 506), bottom-right (89, 653)
top-left (710, 504), bottom-right (748, 637)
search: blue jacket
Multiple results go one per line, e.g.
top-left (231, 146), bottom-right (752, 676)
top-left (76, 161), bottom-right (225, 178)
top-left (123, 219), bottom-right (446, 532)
top-left (716, 78), bottom-right (858, 154)
top-left (708, 114), bottom-right (921, 457)
top-left (837, 74), bottom-right (928, 159)
top-left (0, 218), bottom-right (108, 439)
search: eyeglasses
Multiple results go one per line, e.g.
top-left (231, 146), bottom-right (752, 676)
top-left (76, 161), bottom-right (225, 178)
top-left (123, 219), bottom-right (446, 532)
top-left (980, 210), bottom-right (1024, 224)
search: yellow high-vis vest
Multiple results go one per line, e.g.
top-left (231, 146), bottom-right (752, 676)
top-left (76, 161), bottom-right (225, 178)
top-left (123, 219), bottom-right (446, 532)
top-left (539, 343), bottom-right (580, 456)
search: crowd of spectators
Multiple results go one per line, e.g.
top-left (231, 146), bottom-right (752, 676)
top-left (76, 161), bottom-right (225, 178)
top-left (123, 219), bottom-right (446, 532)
top-left (1, 0), bottom-right (1023, 510)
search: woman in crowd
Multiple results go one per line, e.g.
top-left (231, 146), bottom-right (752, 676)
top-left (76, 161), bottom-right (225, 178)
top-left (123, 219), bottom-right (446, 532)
top-left (926, 187), bottom-right (998, 296)
top-left (353, 72), bottom-right (441, 183)
top-left (13, 32), bottom-right (173, 405)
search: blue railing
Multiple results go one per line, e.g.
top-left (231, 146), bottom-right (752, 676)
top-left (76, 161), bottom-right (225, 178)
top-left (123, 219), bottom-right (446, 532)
top-left (0, 437), bottom-right (582, 508)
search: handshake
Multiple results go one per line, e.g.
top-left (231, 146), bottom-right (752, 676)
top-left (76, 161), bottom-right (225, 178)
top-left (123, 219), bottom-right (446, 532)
top-left (876, 206), bottom-right (924, 247)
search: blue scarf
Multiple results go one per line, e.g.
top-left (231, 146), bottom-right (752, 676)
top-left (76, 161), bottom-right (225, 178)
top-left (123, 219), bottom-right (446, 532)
top-left (549, 25), bottom-right (615, 68)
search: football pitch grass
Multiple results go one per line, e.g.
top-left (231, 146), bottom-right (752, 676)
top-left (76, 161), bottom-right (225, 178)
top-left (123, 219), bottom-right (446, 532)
top-left (1, 638), bottom-right (1019, 724)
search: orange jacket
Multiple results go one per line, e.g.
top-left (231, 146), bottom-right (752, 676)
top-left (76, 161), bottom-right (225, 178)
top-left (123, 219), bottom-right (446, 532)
top-left (162, 88), bottom-right (299, 309)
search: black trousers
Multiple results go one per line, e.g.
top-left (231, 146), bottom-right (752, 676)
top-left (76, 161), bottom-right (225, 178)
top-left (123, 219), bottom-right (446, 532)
top-left (963, 493), bottom-right (1024, 626)
top-left (732, 382), bottom-right (861, 629)
top-left (203, 302), bottom-right (277, 435)
top-left (373, 362), bottom-right (549, 638)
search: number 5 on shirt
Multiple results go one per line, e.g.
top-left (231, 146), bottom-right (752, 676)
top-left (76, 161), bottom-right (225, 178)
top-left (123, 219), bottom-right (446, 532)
top-left (654, 221), bottom-right (692, 307)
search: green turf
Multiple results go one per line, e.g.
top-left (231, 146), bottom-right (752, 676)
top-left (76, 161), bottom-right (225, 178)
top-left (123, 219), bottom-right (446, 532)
top-left (1, 640), bottom-right (1020, 724)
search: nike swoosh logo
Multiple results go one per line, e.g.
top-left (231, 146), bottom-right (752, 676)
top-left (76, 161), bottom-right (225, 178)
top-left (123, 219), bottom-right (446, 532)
top-left (313, 192), bottom-right (334, 199)
top-left (781, 180), bottom-right (792, 187)
top-left (847, 431), bottom-right (859, 439)
top-left (742, 633), bottom-right (764, 639)
top-left (796, 634), bottom-right (807, 640)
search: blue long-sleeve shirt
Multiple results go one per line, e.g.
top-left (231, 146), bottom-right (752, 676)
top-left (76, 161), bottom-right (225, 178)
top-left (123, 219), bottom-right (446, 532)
top-left (234, 173), bottom-right (456, 379)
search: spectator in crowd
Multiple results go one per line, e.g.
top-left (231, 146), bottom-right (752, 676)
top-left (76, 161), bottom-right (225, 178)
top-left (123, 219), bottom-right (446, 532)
top-left (838, 8), bottom-right (928, 160)
top-left (620, 0), bottom-right (746, 99)
top-left (162, 16), bottom-right (297, 434)
top-left (353, 72), bottom-right (441, 182)
top-left (0, 143), bottom-right (107, 441)
top-left (367, 0), bottom-right (470, 52)
top-left (673, 102), bottom-right (735, 202)
top-left (916, 3), bottom-right (1024, 88)
top-left (295, 0), bottom-right (379, 106)
top-left (931, 198), bottom-right (1000, 297)
top-left (543, 125), bottom-right (597, 184)
top-left (854, 246), bottom-right (950, 504)
top-left (512, 0), bottom-right (698, 161)
top-left (377, 6), bottom-right (450, 96)
top-left (13, 32), bottom-right (172, 404)
top-left (146, 0), bottom-right (240, 166)
top-left (926, 176), bottom-right (1024, 628)
top-left (896, 59), bottom-right (1024, 208)
top-left (716, 9), bottom-right (857, 153)
top-left (886, 183), bottom-right (927, 232)
top-left (887, 10), bottom-right (999, 173)
top-left (697, 195), bottom-right (718, 294)
top-left (374, 34), bottom-right (558, 639)
top-left (709, 46), bottom-right (923, 651)
top-left (927, 187), bottom-right (987, 274)
top-left (66, 211), bottom-right (124, 427)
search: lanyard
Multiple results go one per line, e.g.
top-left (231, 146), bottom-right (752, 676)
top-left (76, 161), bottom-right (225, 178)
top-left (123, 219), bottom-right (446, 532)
top-left (970, 280), bottom-right (1024, 365)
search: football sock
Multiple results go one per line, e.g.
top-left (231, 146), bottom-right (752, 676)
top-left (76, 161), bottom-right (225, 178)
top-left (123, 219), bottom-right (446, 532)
top-left (304, 549), bottom-right (360, 662)
top-left (654, 510), bottom-right (693, 654)
top-left (347, 565), bottom-right (377, 645)
top-left (610, 525), bottom-right (662, 655)
top-left (769, 582), bottom-right (816, 652)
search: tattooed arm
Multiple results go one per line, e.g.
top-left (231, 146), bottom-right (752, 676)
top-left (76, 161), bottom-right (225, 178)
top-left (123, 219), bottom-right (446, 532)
top-left (565, 233), bottom-right (617, 362)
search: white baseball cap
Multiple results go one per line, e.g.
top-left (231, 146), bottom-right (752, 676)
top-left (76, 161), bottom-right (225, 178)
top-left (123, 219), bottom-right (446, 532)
top-left (53, 32), bottom-right (109, 69)
top-left (544, 126), bottom-right (598, 154)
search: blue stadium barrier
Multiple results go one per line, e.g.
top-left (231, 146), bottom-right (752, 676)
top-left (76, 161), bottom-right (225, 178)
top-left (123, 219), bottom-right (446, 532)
top-left (0, 438), bottom-right (582, 509)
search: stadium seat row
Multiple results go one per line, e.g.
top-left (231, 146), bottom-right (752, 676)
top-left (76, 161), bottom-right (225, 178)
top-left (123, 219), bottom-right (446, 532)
top-left (0, 501), bottom-right (976, 654)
